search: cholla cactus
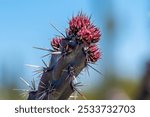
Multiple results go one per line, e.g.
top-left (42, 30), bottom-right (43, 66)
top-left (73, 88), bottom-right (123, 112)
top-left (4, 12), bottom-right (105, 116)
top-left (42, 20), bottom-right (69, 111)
top-left (27, 12), bottom-right (101, 100)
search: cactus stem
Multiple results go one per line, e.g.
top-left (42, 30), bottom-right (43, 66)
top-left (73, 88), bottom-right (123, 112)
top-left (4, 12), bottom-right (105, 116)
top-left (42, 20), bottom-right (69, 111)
top-left (25, 13), bottom-right (101, 100)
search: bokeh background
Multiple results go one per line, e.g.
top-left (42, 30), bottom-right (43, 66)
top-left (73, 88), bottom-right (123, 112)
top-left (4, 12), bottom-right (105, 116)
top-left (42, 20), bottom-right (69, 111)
top-left (0, 0), bottom-right (150, 99)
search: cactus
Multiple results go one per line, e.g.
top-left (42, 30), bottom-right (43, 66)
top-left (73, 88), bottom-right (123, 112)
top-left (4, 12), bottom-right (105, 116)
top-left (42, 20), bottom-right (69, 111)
top-left (27, 12), bottom-right (101, 100)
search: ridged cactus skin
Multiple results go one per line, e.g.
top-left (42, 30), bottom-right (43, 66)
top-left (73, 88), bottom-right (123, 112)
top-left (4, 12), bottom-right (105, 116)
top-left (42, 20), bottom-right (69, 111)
top-left (27, 13), bottom-right (101, 100)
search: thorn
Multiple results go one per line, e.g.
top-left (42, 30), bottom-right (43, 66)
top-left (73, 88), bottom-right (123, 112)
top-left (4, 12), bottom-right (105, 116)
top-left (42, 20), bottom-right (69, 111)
top-left (74, 82), bottom-right (88, 87)
top-left (41, 53), bottom-right (50, 58)
top-left (54, 34), bottom-right (63, 38)
top-left (87, 64), bottom-right (103, 76)
top-left (89, 14), bottom-right (92, 20)
top-left (25, 64), bottom-right (42, 69)
top-left (33, 71), bottom-right (43, 77)
top-left (50, 23), bottom-right (66, 38)
top-left (73, 93), bottom-right (78, 100)
top-left (34, 46), bottom-right (61, 57)
top-left (48, 82), bottom-right (55, 91)
top-left (13, 89), bottom-right (30, 92)
top-left (69, 96), bottom-right (78, 98)
top-left (36, 73), bottom-right (43, 78)
top-left (37, 90), bottom-right (46, 96)
top-left (19, 77), bottom-right (33, 90)
top-left (48, 80), bottom-right (52, 87)
top-left (33, 69), bottom-right (43, 73)
top-left (74, 87), bottom-right (87, 100)
top-left (40, 81), bottom-right (46, 86)
top-left (86, 61), bottom-right (98, 65)
top-left (42, 59), bottom-right (48, 68)
top-left (73, 75), bottom-right (76, 80)
top-left (65, 74), bottom-right (71, 80)
top-left (73, 78), bottom-right (78, 100)
top-left (20, 92), bottom-right (28, 98)
top-left (41, 51), bottom-right (61, 58)
top-left (31, 78), bottom-right (36, 90)
top-left (39, 85), bottom-right (46, 89)
top-left (38, 92), bottom-right (47, 100)
top-left (33, 47), bottom-right (51, 51)
top-left (51, 51), bottom-right (62, 55)
top-left (74, 82), bottom-right (81, 85)
top-left (75, 84), bottom-right (88, 87)
top-left (13, 88), bottom-right (36, 93)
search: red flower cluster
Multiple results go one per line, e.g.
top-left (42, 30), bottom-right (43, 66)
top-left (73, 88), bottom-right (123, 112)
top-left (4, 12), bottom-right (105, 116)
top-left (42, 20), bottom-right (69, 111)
top-left (67, 13), bottom-right (101, 63)
top-left (50, 13), bottom-right (101, 63)
top-left (51, 37), bottom-right (63, 51)
top-left (69, 14), bottom-right (90, 34)
top-left (87, 45), bottom-right (101, 62)
top-left (68, 13), bottom-right (101, 45)
top-left (77, 25), bottom-right (100, 44)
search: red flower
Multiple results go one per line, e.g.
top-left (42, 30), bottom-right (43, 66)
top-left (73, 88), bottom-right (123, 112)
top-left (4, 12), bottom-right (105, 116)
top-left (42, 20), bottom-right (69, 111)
top-left (77, 25), bottom-right (100, 44)
top-left (69, 13), bottom-right (90, 34)
top-left (87, 45), bottom-right (101, 62)
top-left (67, 13), bottom-right (101, 45)
top-left (51, 37), bottom-right (63, 51)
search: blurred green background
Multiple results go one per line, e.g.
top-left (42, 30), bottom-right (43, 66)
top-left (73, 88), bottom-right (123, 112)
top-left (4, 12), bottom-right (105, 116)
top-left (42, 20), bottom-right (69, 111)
top-left (0, 0), bottom-right (150, 99)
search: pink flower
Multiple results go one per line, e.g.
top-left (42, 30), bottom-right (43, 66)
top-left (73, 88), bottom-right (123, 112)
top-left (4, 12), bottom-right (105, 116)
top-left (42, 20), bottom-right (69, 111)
top-left (77, 25), bottom-right (100, 44)
top-left (87, 45), bottom-right (101, 62)
top-left (51, 37), bottom-right (63, 51)
top-left (68, 13), bottom-right (90, 34)
top-left (67, 13), bottom-right (101, 45)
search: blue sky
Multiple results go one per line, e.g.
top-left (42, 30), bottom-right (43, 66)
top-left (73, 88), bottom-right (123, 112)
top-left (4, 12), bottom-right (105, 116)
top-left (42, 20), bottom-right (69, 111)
top-left (0, 0), bottom-right (97, 87)
top-left (113, 0), bottom-right (150, 77)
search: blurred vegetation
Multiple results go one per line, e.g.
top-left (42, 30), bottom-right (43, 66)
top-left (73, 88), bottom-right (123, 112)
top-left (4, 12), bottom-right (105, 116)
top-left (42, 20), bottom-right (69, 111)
top-left (78, 75), bottom-right (139, 100)
top-left (0, 86), bottom-right (23, 100)
top-left (0, 58), bottom-right (25, 100)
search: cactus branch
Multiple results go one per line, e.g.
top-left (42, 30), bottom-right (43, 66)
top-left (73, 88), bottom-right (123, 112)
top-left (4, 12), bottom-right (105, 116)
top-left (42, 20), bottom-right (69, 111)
top-left (27, 12), bottom-right (101, 100)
